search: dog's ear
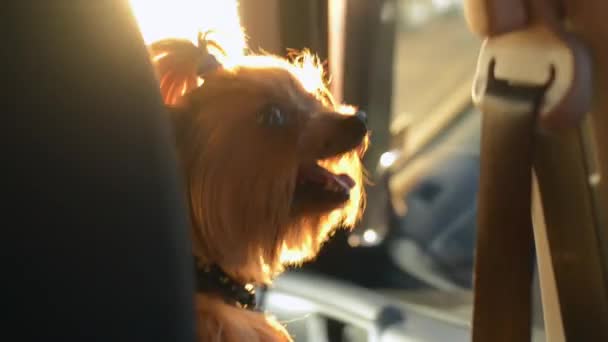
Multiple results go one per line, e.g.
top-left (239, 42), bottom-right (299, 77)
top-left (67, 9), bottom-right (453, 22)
top-left (149, 32), bottom-right (225, 106)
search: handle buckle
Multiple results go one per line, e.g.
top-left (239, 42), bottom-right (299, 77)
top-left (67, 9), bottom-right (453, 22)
top-left (473, 25), bottom-right (592, 130)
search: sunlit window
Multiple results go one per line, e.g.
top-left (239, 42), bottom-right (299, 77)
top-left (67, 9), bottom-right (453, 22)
top-left (128, 0), bottom-right (247, 58)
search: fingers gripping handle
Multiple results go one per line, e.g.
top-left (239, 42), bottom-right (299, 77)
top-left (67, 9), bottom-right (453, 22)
top-left (464, 0), bottom-right (528, 37)
top-left (464, 0), bottom-right (566, 37)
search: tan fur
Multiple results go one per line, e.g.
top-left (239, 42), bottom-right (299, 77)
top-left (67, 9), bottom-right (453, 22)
top-left (196, 295), bottom-right (291, 342)
top-left (148, 36), bottom-right (368, 342)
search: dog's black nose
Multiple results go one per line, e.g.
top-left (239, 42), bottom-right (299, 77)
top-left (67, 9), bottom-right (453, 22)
top-left (345, 111), bottom-right (368, 138)
top-left (298, 110), bottom-right (369, 160)
top-left (355, 111), bottom-right (368, 127)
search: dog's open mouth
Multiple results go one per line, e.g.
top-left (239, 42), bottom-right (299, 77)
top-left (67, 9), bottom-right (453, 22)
top-left (291, 162), bottom-right (355, 212)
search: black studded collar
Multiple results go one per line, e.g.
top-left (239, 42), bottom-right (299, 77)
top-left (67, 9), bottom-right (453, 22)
top-left (195, 264), bottom-right (257, 311)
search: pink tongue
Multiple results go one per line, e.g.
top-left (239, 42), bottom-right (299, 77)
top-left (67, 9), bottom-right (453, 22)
top-left (335, 174), bottom-right (356, 189)
top-left (299, 164), bottom-right (327, 184)
top-left (298, 164), bottom-right (356, 189)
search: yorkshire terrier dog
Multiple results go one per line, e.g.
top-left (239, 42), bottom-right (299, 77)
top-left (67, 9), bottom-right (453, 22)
top-left (148, 32), bottom-right (368, 341)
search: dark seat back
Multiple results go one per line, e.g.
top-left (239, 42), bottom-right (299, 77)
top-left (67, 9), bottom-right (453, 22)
top-left (2, 2), bottom-right (195, 341)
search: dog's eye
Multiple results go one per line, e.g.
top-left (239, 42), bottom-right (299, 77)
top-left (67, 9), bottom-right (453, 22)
top-left (257, 105), bottom-right (287, 127)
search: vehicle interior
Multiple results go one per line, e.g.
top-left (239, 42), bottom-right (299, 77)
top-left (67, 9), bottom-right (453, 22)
top-left (4, 0), bottom-right (608, 341)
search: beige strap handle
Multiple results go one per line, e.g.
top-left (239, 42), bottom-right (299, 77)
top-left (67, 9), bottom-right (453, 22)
top-left (473, 25), bottom-right (592, 130)
top-left (473, 79), bottom-right (543, 342)
top-left (467, 0), bottom-right (592, 341)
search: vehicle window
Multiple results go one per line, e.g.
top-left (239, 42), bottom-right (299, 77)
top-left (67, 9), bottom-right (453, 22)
top-left (382, 0), bottom-right (547, 334)
top-left (392, 0), bottom-right (479, 144)
top-left (304, 0), bottom-right (548, 338)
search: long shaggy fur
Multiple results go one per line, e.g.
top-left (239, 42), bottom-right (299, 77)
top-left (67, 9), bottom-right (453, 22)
top-left (148, 34), bottom-right (368, 342)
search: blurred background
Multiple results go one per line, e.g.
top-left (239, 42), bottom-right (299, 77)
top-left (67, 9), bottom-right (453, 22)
top-left (237, 0), bottom-right (547, 340)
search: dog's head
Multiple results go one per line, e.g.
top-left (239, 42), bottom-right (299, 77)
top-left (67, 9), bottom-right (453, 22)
top-left (149, 34), bottom-right (368, 283)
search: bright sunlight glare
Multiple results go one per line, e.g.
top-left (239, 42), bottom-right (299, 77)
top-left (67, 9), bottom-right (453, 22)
top-left (362, 229), bottom-right (378, 244)
top-left (128, 0), bottom-right (332, 103)
top-left (379, 150), bottom-right (399, 169)
top-left (129, 0), bottom-right (247, 58)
